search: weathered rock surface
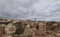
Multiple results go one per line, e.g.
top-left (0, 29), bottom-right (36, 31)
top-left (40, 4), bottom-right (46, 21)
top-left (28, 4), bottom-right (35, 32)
top-left (0, 18), bottom-right (60, 37)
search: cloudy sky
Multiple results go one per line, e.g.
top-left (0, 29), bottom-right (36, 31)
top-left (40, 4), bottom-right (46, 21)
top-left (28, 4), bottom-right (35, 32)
top-left (0, 0), bottom-right (60, 21)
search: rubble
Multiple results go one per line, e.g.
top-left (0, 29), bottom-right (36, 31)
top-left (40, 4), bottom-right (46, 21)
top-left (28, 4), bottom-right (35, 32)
top-left (0, 18), bottom-right (60, 37)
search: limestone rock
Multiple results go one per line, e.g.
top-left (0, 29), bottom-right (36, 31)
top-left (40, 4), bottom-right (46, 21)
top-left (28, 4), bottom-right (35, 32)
top-left (0, 18), bottom-right (60, 37)
top-left (5, 23), bottom-right (16, 34)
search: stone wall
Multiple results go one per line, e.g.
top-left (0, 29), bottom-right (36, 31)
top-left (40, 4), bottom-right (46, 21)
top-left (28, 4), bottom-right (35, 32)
top-left (0, 18), bottom-right (60, 37)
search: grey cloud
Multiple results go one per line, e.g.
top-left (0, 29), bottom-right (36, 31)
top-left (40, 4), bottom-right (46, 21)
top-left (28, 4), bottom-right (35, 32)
top-left (0, 0), bottom-right (60, 21)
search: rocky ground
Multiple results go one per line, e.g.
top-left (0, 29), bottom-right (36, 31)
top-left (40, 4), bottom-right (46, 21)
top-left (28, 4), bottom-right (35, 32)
top-left (0, 18), bottom-right (60, 37)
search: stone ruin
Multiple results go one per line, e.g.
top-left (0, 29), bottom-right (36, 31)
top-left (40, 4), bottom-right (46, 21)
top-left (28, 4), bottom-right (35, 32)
top-left (0, 18), bottom-right (60, 37)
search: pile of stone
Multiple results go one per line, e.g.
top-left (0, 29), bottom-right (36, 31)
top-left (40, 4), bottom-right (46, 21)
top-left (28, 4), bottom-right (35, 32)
top-left (0, 18), bottom-right (60, 37)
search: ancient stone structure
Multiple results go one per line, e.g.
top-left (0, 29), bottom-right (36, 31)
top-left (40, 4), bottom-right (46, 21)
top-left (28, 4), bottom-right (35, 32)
top-left (0, 18), bottom-right (60, 37)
